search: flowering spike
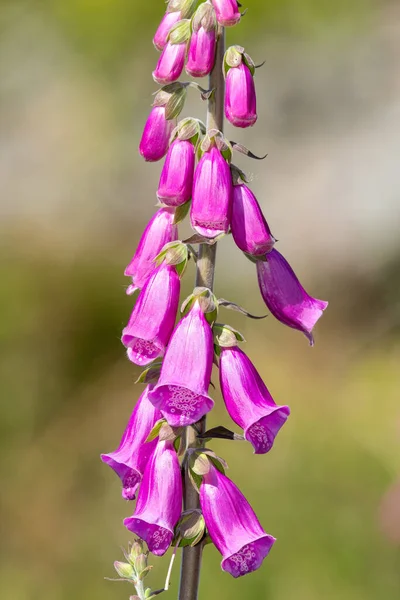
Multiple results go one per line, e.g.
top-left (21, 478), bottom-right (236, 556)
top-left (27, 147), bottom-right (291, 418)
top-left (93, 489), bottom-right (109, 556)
top-left (124, 208), bottom-right (178, 292)
top-left (219, 346), bottom-right (290, 454)
top-left (101, 386), bottom-right (162, 500)
top-left (139, 106), bottom-right (176, 162)
top-left (124, 440), bottom-right (182, 556)
top-left (231, 183), bottom-right (275, 255)
top-left (190, 145), bottom-right (232, 238)
top-left (211, 0), bottom-right (241, 27)
top-left (256, 249), bottom-right (328, 344)
top-left (122, 262), bottom-right (180, 365)
top-left (200, 464), bottom-right (276, 577)
top-left (157, 139), bottom-right (195, 206)
top-left (153, 10), bottom-right (182, 51)
top-left (149, 301), bottom-right (214, 426)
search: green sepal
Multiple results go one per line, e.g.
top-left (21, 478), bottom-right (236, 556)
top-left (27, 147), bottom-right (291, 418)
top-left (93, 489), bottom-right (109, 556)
top-left (145, 418), bottom-right (167, 443)
top-left (168, 19), bottom-right (191, 44)
top-left (174, 509), bottom-right (206, 547)
top-left (135, 362), bottom-right (162, 384)
top-left (213, 323), bottom-right (246, 348)
top-left (173, 200), bottom-right (191, 225)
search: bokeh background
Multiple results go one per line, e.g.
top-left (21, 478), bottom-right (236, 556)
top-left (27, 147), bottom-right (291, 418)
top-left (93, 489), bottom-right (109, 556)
top-left (1, 1), bottom-right (400, 599)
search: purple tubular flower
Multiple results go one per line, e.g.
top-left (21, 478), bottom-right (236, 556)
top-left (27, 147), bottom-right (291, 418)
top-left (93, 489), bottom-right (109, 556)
top-left (153, 41), bottom-right (186, 85)
top-left (157, 139), bottom-right (195, 206)
top-left (139, 106), bottom-right (176, 162)
top-left (100, 386), bottom-right (162, 500)
top-left (122, 262), bottom-right (180, 366)
top-left (257, 249), bottom-right (328, 345)
top-left (124, 208), bottom-right (178, 293)
top-left (200, 465), bottom-right (276, 577)
top-left (149, 301), bottom-right (214, 426)
top-left (219, 346), bottom-right (290, 454)
top-left (186, 26), bottom-right (217, 78)
top-left (190, 146), bottom-right (232, 238)
top-left (231, 183), bottom-right (275, 255)
top-left (211, 0), bottom-right (240, 27)
top-left (153, 11), bottom-right (182, 51)
top-left (124, 439), bottom-right (182, 556)
top-left (225, 63), bottom-right (257, 128)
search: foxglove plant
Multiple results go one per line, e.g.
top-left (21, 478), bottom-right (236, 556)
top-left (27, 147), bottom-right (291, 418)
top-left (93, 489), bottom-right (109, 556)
top-left (103, 2), bottom-right (328, 599)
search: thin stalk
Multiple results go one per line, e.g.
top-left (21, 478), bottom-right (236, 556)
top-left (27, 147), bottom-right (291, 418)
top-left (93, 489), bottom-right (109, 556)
top-left (178, 27), bottom-right (226, 600)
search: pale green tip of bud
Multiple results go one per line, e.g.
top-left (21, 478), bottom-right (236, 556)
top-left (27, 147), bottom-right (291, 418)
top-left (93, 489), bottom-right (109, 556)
top-left (114, 561), bottom-right (135, 579)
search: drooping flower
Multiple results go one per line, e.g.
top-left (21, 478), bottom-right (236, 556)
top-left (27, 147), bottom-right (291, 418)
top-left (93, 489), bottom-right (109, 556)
top-left (231, 183), bottom-right (275, 255)
top-left (190, 145), bottom-right (232, 238)
top-left (200, 464), bottom-right (276, 577)
top-left (122, 262), bottom-right (180, 366)
top-left (124, 440), bottom-right (182, 556)
top-left (225, 62), bottom-right (257, 128)
top-left (153, 10), bottom-right (182, 51)
top-left (149, 301), bottom-right (214, 426)
top-left (157, 139), bottom-right (195, 206)
top-left (139, 106), bottom-right (176, 163)
top-left (256, 249), bottom-right (328, 345)
top-left (211, 0), bottom-right (240, 27)
top-left (219, 346), bottom-right (290, 454)
top-left (100, 386), bottom-right (162, 500)
top-left (153, 40), bottom-right (187, 85)
top-left (185, 4), bottom-right (217, 78)
top-left (124, 208), bottom-right (178, 294)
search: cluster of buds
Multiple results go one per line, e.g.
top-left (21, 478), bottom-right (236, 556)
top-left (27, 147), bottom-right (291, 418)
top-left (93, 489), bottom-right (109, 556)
top-left (102, 0), bottom-right (328, 591)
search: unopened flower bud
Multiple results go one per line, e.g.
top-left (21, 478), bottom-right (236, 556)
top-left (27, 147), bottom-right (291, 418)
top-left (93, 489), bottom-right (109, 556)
top-left (114, 561), bottom-right (135, 579)
top-left (139, 106), bottom-right (176, 162)
top-left (157, 139), bottom-right (195, 206)
top-left (129, 540), bottom-right (144, 563)
top-left (186, 5), bottom-right (217, 78)
top-left (231, 183), bottom-right (275, 255)
top-left (153, 20), bottom-right (191, 85)
top-left (153, 10), bottom-right (182, 51)
top-left (211, 0), bottom-right (240, 27)
top-left (190, 145), bottom-right (232, 238)
top-left (225, 61), bottom-right (257, 128)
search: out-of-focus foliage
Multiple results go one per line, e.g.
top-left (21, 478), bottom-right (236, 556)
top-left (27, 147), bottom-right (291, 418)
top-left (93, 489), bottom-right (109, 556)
top-left (1, 1), bottom-right (400, 600)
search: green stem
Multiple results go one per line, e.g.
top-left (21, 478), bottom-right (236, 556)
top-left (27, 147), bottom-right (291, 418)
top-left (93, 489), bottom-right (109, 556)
top-left (177, 26), bottom-right (226, 600)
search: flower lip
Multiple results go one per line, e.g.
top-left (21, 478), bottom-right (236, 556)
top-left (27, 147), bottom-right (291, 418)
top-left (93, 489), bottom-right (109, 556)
top-left (244, 407), bottom-right (290, 454)
top-left (149, 384), bottom-right (214, 427)
top-left (100, 456), bottom-right (141, 501)
top-left (221, 535), bottom-right (276, 578)
top-left (123, 517), bottom-right (173, 556)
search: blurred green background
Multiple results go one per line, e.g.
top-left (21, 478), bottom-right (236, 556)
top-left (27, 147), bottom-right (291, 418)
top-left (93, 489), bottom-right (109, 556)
top-left (1, 1), bottom-right (400, 599)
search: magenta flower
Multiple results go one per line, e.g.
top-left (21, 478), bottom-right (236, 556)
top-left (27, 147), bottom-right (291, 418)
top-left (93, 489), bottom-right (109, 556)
top-left (257, 249), bottom-right (328, 345)
top-left (190, 145), bottom-right (232, 238)
top-left (186, 26), bottom-right (217, 78)
top-left (157, 139), bottom-right (195, 206)
top-left (231, 183), bottom-right (275, 255)
top-left (124, 208), bottom-right (178, 294)
top-left (219, 346), bottom-right (290, 454)
top-left (153, 41), bottom-right (186, 85)
top-left (149, 301), bottom-right (214, 426)
top-left (101, 386), bottom-right (162, 500)
top-left (139, 106), bottom-right (176, 163)
top-left (211, 0), bottom-right (240, 27)
top-left (124, 440), bottom-right (182, 556)
top-left (225, 63), bottom-right (257, 128)
top-left (200, 465), bottom-right (276, 577)
top-left (153, 11), bottom-right (182, 51)
top-left (122, 262), bottom-right (180, 366)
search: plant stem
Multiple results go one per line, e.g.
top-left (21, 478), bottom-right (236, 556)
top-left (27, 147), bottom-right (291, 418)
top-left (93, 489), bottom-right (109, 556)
top-left (178, 26), bottom-right (226, 600)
